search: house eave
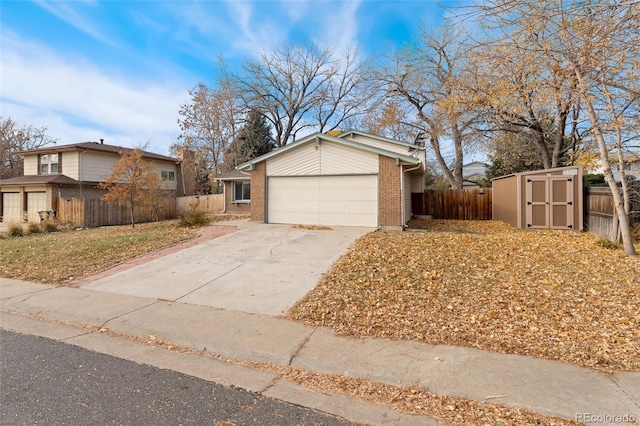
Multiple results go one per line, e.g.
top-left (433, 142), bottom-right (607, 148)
top-left (238, 132), bottom-right (421, 171)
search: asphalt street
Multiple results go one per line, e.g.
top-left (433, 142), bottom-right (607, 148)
top-left (0, 329), bottom-right (357, 426)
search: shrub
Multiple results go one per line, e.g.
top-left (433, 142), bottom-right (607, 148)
top-left (8, 225), bottom-right (24, 237)
top-left (583, 173), bottom-right (606, 186)
top-left (41, 220), bottom-right (58, 233)
top-left (28, 222), bottom-right (42, 234)
top-left (595, 237), bottom-right (623, 250)
top-left (178, 202), bottom-right (210, 228)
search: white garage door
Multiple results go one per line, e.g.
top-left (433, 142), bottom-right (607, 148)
top-left (2, 193), bottom-right (22, 223)
top-left (267, 175), bottom-right (378, 227)
top-left (27, 192), bottom-right (47, 223)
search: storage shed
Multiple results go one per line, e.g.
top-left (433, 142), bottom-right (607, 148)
top-left (492, 166), bottom-right (583, 230)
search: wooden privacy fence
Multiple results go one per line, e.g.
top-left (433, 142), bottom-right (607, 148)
top-left (176, 194), bottom-right (224, 216)
top-left (584, 183), bottom-right (640, 240)
top-left (422, 188), bottom-right (492, 220)
top-left (56, 198), bottom-right (176, 227)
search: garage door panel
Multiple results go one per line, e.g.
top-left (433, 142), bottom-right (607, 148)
top-left (268, 175), bottom-right (377, 227)
top-left (27, 192), bottom-right (46, 223)
top-left (2, 193), bottom-right (22, 222)
top-left (348, 200), bottom-right (377, 214)
top-left (347, 187), bottom-right (377, 200)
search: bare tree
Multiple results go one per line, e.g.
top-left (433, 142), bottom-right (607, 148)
top-left (375, 26), bottom-right (479, 189)
top-left (234, 43), bottom-right (369, 147)
top-left (0, 117), bottom-right (56, 179)
top-left (176, 72), bottom-right (241, 192)
top-left (311, 47), bottom-right (373, 133)
top-left (468, 39), bottom-right (584, 170)
top-left (468, 0), bottom-right (639, 255)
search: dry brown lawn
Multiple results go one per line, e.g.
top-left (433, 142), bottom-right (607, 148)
top-left (0, 217), bottom-right (243, 284)
top-left (287, 219), bottom-right (640, 372)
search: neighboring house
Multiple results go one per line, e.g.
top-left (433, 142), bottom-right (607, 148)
top-left (0, 141), bottom-right (181, 224)
top-left (462, 161), bottom-right (488, 188)
top-left (612, 152), bottom-right (640, 182)
top-left (227, 130), bottom-right (425, 230)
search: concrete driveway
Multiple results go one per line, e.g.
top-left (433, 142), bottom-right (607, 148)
top-left (83, 221), bottom-right (372, 316)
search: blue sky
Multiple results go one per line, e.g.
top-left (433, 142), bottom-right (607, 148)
top-left (1, 0), bottom-right (461, 156)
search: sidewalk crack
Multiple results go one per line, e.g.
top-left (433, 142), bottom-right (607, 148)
top-left (288, 327), bottom-right (317, 366)
top-left (609, 374), bottom-right (640, 410)
top-left (100, 300), bottom-right (160, 329)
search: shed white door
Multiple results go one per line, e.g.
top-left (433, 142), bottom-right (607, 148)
top-left (27, 192), bottom-right (47, 223)
top-left (2, 192), bottom-right (22, 222)
top-left (267, 175), bottom-right (378, 227)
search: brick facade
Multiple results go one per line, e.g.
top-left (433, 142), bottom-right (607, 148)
top-left (223, 181), bottom-right (251, 214)
top-left (250, 162), bottom-right (266, 222)
top-left (378, 155), bottom-right (402, 228)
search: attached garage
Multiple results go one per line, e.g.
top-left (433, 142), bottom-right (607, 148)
top-left (2, 192), bottom-right (22, 223)
top-left (267, 175), bottom-right (378, 227)
top-left (238, 131), bottom-right (426, 229)
top-left (27, 192), bottom-right (47, 223)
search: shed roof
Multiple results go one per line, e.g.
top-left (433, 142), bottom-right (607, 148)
top-left (490, 165), bottom-right (581, 181)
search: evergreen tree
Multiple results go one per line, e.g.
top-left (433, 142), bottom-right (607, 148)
top-left (225, 110), bottom-right (274, 169)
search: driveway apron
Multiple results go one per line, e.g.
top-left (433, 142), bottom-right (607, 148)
top-left (82, 222), bottom-right (371, 316)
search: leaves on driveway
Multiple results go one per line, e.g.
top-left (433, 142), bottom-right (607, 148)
top-left (288, 220), bottom-right (640, 372)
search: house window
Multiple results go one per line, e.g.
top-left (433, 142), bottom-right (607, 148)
top-left (39, 153), bottom-right (59, 174)
top-left (161, 170), bottom-right (175, 181)
top-left (233, 181), bottom-right (250, 202)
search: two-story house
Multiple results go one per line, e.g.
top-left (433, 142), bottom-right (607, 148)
top-left (0, 140), bottom-right (181, 224)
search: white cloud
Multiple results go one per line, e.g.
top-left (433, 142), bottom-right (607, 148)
top-left (313, 0), bottom-right (361, 53)
top-left (34, 0), bottom-right (117, 47)
top-left (225, 1), bottom-right (286, 56)
top-left (0, 32), bottom-right (189, 155)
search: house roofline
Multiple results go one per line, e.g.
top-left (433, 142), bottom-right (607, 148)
top-left (337, 129), bottom-right (425, 151)
top-left (237, 132), bottom-right (421, 171)
top-left (17, 142), bottom-right (177, 163)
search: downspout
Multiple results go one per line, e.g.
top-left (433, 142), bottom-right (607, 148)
top-left (220, 180), bottom-right (226, 213)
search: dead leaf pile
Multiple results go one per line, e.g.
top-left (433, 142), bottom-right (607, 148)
top-left (288, 219), bottom-right (640, 372)
top-left (291, 224), bottom-right (333, 231)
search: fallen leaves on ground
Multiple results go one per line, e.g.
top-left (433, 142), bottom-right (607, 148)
top-left (66, 315), bottom-right (580, 426)
top-left (0, 221), bottom-right (198, 284)
top-left (288, 219), bottom-right (640, 372)
top-left (291, 224), bottom-right (333, 231)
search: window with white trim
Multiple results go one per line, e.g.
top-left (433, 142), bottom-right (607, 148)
top-left (39, 153), bottom-right (59, 174)
top-left (233, 181), bottom-right (250, 202)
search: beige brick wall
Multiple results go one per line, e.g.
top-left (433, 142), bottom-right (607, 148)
top-left (378, 155), bottom-right (402, 227)
top-left (250, 162), bottom-right (266, 222)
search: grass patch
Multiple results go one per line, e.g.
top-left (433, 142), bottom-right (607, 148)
top-left (7, 225), bottom-right (24, 238)
top-left (0, 220), bottom-right (197, 284)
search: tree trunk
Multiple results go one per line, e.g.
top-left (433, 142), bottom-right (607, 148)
top-left (574, 69), bottom-right (636, 255)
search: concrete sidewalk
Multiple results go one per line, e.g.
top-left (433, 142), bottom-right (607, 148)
top-left (1, 278), bottom-right (639, 425)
